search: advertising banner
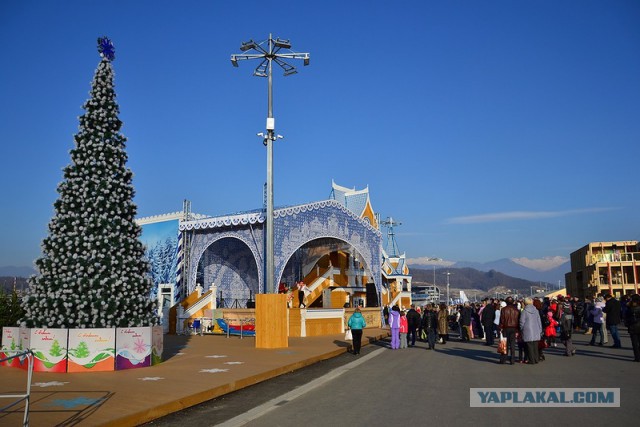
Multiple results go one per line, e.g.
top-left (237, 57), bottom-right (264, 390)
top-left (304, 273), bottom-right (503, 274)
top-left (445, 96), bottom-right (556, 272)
top-left (151, 325), bottom-right (163, 365)
top-left (67, 328), bottom-right (115, 372)
top-left (1, 327), bottom-right (21, 367)
top-left (116, 327), bottom-right (151, 370)
top-left (140, 219), bottom-right (180, 301)
top-left (29, 328), bottom-right (68, 372)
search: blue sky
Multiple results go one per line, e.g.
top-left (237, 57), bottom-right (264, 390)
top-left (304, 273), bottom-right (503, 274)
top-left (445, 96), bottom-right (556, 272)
top-left (1, 1), bottom-right (639, 271)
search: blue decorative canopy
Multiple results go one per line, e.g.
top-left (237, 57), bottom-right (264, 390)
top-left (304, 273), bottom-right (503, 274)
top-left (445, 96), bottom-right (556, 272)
top-left (97, 36), bottom-right (115, 61)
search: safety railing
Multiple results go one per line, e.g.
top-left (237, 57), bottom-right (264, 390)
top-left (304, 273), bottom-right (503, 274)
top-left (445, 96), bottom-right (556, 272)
top-left (591, 252), bottom-right (640, 264)
top-left (219, 317), bottom-right (256, 339)
top-left (0, 349), bottom-right (34, 427)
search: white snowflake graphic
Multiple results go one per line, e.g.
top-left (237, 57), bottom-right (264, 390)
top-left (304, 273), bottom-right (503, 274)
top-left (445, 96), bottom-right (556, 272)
top-left (32, 381), bottom-right (69, 388)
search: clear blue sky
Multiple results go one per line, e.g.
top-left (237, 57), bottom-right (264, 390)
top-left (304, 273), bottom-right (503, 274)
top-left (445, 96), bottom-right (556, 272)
top-left (1, 1), bottom-right (639, 271)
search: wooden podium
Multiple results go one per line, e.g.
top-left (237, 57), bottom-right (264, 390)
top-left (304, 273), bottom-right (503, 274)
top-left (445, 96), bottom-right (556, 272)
top-left (255, 294), bottom-right (288, 349)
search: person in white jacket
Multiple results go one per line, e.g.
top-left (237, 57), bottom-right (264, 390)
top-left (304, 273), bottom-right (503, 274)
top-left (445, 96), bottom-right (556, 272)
top-left (589, 297), bottom-right (606, 346)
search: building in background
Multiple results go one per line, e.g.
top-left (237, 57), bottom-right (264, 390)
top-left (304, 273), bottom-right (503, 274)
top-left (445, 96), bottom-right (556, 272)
top-left (566, 241), bottom-right (640, 298)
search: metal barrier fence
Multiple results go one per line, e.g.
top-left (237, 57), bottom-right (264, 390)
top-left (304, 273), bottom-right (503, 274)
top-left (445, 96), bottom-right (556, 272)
top-left (0, 349), bottom-right (34, 426)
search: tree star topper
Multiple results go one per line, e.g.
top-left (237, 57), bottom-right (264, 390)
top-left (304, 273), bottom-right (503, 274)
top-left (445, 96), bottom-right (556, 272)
top-left (97, 36), bottom-right (115, 61)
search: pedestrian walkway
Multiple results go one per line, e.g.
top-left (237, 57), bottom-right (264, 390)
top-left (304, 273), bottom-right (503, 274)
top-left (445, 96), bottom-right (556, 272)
top-left (0, 329), bottom-right (389, 426)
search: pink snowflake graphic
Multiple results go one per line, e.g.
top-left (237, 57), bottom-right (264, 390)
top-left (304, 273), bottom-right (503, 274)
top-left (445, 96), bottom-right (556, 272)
top-left (133, 338), bottom-right (147, 354)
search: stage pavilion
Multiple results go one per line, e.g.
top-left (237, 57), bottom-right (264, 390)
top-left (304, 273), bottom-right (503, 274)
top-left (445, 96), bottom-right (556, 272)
top-left (136, 181), bottom-right (413, 337)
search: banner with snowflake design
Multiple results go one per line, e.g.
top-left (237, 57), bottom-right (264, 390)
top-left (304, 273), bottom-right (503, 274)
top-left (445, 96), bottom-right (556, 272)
top-left (115, 327), bottom-right (151, 370)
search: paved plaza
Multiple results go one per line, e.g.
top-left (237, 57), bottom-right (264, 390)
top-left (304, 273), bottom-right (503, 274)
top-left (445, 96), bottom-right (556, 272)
top-left (1, 328), bottom-right (638, 426)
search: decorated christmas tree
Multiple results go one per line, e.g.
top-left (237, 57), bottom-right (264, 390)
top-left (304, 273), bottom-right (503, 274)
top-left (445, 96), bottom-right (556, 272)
top-left (21, 37), bottom-right (158, 329)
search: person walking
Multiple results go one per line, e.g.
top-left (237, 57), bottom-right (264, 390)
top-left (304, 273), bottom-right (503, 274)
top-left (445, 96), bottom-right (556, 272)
top-left (558, 295), bottom-right (576, 356)
top-left (573, 297), bottom-right (585, 332)
top-left (520, 297), bottom-right (543, 364)
top-left (544, 309), bottom-right (558, 348)
top-left (481, 299), bottom-right (496, 345)
top-left (624, 294), bottom-right (640, 362)
top-left (406, 304), bottom-right (421, 347)
top-left (297, 281), bottom-right (309, 308)
top-left (347, 307), bottom-right (367, 355)
top-left (399, 311), bottom-right (409, 349)
top-left (460, 302), bottom-right (472, 342)
top-left (603, 294), bottom-right (622, 348)
top-left (383, 305), bottom-right (389, 327)
top-left (422, 304), bottom-right (439, 350)
top-left (388, 305), bottom-right (401, 349)
top-left (437, 303), bottom-right (449, 344)
top-left (533, 298), bottom-right (547, 361)
top-left (494, 301), bottom-right (504, 339)
top-left (499, 297), bottom-right (520, 365)
top-left (589, 297), bottom-right (605, 346)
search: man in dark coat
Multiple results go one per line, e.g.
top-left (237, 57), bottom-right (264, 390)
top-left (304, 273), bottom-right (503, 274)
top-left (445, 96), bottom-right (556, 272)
top-left (481, 299), bottom-right (496, 345)
top-left (406, 304), bottom-right (421, 347)
top-left (604, 294), bottom-right (622, 348)
top-left (558, 295), bottom-right (576, 356)
top-left (624, 294), bottom-right (640, 362)
top-left (422, 304), bottom-right (439, 350)
top-left (499, 297), bottom-right (520, 365)
top-left (460, 303), bottom-right (472, 342)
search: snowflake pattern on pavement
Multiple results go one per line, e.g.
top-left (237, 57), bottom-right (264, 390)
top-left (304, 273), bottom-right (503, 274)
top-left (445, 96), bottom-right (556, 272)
top-left (33, 381), bottom-right (69, 388)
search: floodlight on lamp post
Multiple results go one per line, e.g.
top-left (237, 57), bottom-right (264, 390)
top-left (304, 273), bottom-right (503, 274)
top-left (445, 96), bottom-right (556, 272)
top-left (231, 35), bottom-right (310, 295)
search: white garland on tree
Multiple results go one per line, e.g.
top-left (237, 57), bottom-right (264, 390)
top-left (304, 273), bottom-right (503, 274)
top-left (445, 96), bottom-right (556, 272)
top-left (22, 40), bottom-right (158, 329)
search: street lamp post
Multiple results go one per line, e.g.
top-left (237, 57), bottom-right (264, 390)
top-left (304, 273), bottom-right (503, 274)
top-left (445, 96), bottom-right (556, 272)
top-left (424, 257), bottom-right (442, 287)
top-left (231, 35), bottom-right (310, 294)
top-left (443, 270), bottom-right (453, 305)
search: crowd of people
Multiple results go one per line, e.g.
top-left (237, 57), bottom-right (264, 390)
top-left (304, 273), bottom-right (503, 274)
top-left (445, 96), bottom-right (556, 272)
top-left (379, 293), bottom-right (640, 364)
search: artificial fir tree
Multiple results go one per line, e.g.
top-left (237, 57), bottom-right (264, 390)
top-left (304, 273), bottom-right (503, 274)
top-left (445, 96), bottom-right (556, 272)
top-left (21, 37), bottom-right (158, 329)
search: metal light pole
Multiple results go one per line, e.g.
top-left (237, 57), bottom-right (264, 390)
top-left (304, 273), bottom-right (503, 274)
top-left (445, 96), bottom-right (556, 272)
top-left (231, 35), bottom-right (309, 294)
top-left (443, 270), bottom-right (453, 305)
top-left (424, 257), bottom-right (442, 287)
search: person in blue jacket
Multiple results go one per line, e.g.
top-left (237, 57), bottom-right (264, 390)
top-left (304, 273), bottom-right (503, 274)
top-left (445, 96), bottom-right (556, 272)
top-left (348, 306), bottom-right (367, 355)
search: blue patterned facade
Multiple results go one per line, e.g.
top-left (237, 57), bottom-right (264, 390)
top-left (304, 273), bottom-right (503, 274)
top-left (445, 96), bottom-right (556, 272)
top-left (180, 200), bottom-right (382, 302)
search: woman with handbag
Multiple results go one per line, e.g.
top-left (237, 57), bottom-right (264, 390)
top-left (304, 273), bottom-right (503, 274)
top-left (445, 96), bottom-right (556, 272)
top-left (348, 307), bottom-right (367, 355)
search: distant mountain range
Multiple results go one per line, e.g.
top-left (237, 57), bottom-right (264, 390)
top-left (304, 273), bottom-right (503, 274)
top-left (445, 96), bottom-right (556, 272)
top-left (451, 258), bottom-right (569, 285)
top-left (408, 257), bottom-right (569, 285)
top-left (411, 267), bottom-right (555, 295)
top-left (0, 266), bottom-right (36, 278)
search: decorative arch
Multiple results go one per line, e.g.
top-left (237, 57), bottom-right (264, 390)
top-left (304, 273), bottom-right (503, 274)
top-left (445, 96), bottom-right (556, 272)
top-left (274, 201), bottom-right (382, 295)
top-left (187, 229), bottom-right (263, 296)
top-left (180, 199), bottom-right (382, 299)
top-left (278, 236), bottom-right (373, 289)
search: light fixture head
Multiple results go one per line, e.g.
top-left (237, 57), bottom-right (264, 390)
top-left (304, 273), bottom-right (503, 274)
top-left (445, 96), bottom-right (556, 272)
top-left (240, 40), bottom-right (257, 51)
top-left (303, 56), bottom-right (310, 66)
top-left (283, 68), bottom-right (298, 77)
top-left (274, 38), bottom-right (291, 49)
top-left (231, 56), bottom-right (239, 67)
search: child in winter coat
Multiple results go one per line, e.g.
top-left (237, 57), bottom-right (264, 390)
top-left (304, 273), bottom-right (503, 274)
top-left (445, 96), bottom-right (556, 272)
top-left (545, 311), bottom-right (558, 347)
top-left (399, 311), bottom-right (409, 349)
